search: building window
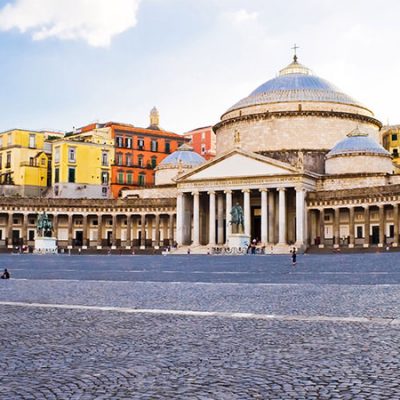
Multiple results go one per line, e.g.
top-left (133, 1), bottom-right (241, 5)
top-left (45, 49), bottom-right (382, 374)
top-left (41, 158), bottom-right (45, 166)
top-left (28, 230), bottom-right (35, 241)
top-left (392, 134), bottom-right (398, 141)
top-left (29, 134), bottom-right (36, 148)
top-left (7, 134), bottom-right (11, 146)
top-left (68, 167), bottom-right (75, 183)
top-left (29, 157), bottom-right (35, 166)
top-left (125, 137), bottom-right (132, 148)
top-left (101, 171), bottom-right (109, 185)
top-left (201, 132), bottom-right (206, 140)
top-left (6, 152), bottom-right (11, 168)
top-left (0, 154), bottom-right (2, 169)
top-left (138, 173), bottom-right (145, 186)
top-left (127, 172), bottom-right (133, 185)
top-left (138, 155), bottom-right (144, 167)
top-left (393, 149), bottom-right (399, 158)
top-left (102, 152), bottom-right (108, 166)
top-left (68, 147), bottom-right (76, 163)
top-left (165, 141), bottom-right (170, 153)
top-left (201, 144), bottom-right (206, 154)
top-left (116, 153), bottom-right (123, 166)
top-left (356, 226), bottom-right (363, 239)
top-left (137, 138), bottom-right (144, 150)
top-left (116, 136), bottom-right (123, 147)
top-left (54, 147), bottom-right (60, 163)
top-left (151, 156), bottom-right (157, 168)
top-left (0, 137), bottom-right (3, 148)
top-left (126, 154), bottom-right (132, 166)
top-left (102, 187), bottom-right (108, 197)
top-left (55, 168), bottom-right (59, 183)
top-left (151, 140), bottom-right (158, 152)
top-left (118, 172), bottom-right (124, 184)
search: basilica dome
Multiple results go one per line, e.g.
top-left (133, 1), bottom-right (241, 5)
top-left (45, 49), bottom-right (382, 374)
top-left (325, 127), bottom-right (392, 175)
top-left (226, 58), bottom-right (363, 113)
top-left (155, 144), bottom-right (206, 185)
top-left (214, 56), bottom-right (382, 155)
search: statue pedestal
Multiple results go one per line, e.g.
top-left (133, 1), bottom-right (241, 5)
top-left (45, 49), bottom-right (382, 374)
top-left (227, 234), bottom-right (250, 250)
top-left (34, 237), bottom-right (57, 254)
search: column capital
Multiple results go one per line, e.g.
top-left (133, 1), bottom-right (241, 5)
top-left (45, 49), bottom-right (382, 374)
top-left (363, 205), bottom-right (369, 210)
top-left (241, 189), bottom-right (250, 193)
top-left (295, 185), bottom-right (307, 192)
top-left (191, 190), bottom-right (200, 196)
top-left (277, 187), bottom-right (287, 192)
top-left (259, 188), bottom-right (269, 193)
top-left (207, 190), bottom-right (216, 195)
top-left (224, 189), bottom-right (232, 194)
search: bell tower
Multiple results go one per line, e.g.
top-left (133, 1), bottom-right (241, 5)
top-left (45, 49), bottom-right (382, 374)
top-left (149, 107), bottom-right (160, 129)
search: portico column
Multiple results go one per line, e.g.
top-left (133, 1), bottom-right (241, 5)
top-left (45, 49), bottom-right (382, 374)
top-left (349, 207), bottom-right (355, 248)
top-left (6, 213), bottom-right (13, 247)
top-left (208, 191), bottom-right (216, 246)
top-left (333, 208), bottom-right (340, 248)
top-left (169, 214), bottom-right (175, 245)
top-left (155, 214), bottom-right (160, 248)
top-left (67, 214), bottom-right (73, 247)
top-left (97, 215), bottom-right (102, 247)
top-left (277, 188), bottom-right (287, 245)
top-left (140, 214), bottom-right (146, 248)
top-left (364, 205), bottom-right (370, 247)
top-left (242, 189), bottom-right (251, 237)
top-left (295, 187), bottom-right (305, 247)
top-left (112, 214), bottom-right (117, 247)
top-left (260, 189), bottom-right (268, 244)
top-left (394, 204), bottom-right (399, 247)
top-left (82, 214), bottom-right (88, 247)
top-left (319, 209), bottom-right (325, 247)
top-left (217, 193), bottom-right (224, 244)
top-left (176, 192), bottom-right (184, 246)
top-left (379, 205), bottom-right (385, 247)
top-left (225, 190), bottom-right (232, 243)
top-left (53, 214), bottom-right (58, 240)
top-left (22, 214), bottom-right (28, 246)
top-left (192, 191), bottom-right (200, 246)
top-left (126, 215), bottom-right (132, 247)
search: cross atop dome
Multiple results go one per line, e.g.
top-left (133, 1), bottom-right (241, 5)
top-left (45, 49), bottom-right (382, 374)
top-left (291, 43), bottom-right (299, 62)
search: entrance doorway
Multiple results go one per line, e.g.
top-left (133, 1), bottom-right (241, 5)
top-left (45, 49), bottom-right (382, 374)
top-left (251, 207), bottom-right (261, 242)
top-left (371, 226), bottom-right (379, 245)
top-left (75, 231), bottom-right (83, 247)
top-left (107, 231), bottom-right (113, 246)
top-left (12, 230), bottom-right (20, 246)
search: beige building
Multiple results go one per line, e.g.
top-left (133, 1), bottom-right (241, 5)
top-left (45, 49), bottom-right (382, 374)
top-left (1, 55), bottom-right (399, 252)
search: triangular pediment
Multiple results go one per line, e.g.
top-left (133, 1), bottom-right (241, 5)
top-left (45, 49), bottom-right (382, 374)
top-left (178, 149), bottom-right (299, 182)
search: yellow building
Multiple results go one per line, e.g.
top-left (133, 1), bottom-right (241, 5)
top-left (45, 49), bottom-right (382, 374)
top-left (51, 127), bottom-right (114, 198)
top-left (0, 129), bottom-right (50, 197)
top-left (382, 125), bottom-right (400, 166)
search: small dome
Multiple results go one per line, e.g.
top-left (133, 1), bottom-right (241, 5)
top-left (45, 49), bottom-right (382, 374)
top-left (225, 57), bottom-right (364, 114)
top-left (327, 127), bottom-right (390, 158)
top-left (158, 143), bottom-right (206, 169)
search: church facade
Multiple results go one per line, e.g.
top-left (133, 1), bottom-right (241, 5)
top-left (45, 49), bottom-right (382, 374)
top-left (0, 56), bottom-right (399, 253)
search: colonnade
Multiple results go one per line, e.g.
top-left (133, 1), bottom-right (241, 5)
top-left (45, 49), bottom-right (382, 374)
top-left (308, 204), bottom-right (399, 247)
top-left (176, 186), bottom-right (307, 248)
top-left (0, 212), bottom-right (176, 249)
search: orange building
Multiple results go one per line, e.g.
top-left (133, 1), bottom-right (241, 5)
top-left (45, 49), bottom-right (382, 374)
top-left (108, 108), bottom-right (186, 197)
top-left (184, 126), bottom-right (216, 160)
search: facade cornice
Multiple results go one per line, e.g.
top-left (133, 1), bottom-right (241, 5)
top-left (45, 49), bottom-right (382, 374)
top-left (213, 110), bottom-right (382, 131)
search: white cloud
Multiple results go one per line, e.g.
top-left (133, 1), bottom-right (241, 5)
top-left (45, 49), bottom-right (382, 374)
top-left (226, 9), bottom-right (259, 24)
top-left (0, 0), bottom-right (141, 47)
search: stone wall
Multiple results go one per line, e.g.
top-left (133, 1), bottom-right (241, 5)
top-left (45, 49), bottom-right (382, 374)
top-left (215, 113), bottom-right (380, 154)
top-left (326, 155), bottom-right (394, 175)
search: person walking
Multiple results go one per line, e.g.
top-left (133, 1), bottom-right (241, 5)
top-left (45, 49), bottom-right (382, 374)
top-left (291, 248), bottom-right (297, 266)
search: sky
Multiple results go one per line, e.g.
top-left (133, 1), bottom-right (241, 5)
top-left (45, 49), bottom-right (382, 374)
top-left (0, 0), bottom-right (399, 134)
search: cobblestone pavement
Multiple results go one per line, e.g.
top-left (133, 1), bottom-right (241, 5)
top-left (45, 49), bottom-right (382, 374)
top-left (1, 254), bottom-right (400, 399)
